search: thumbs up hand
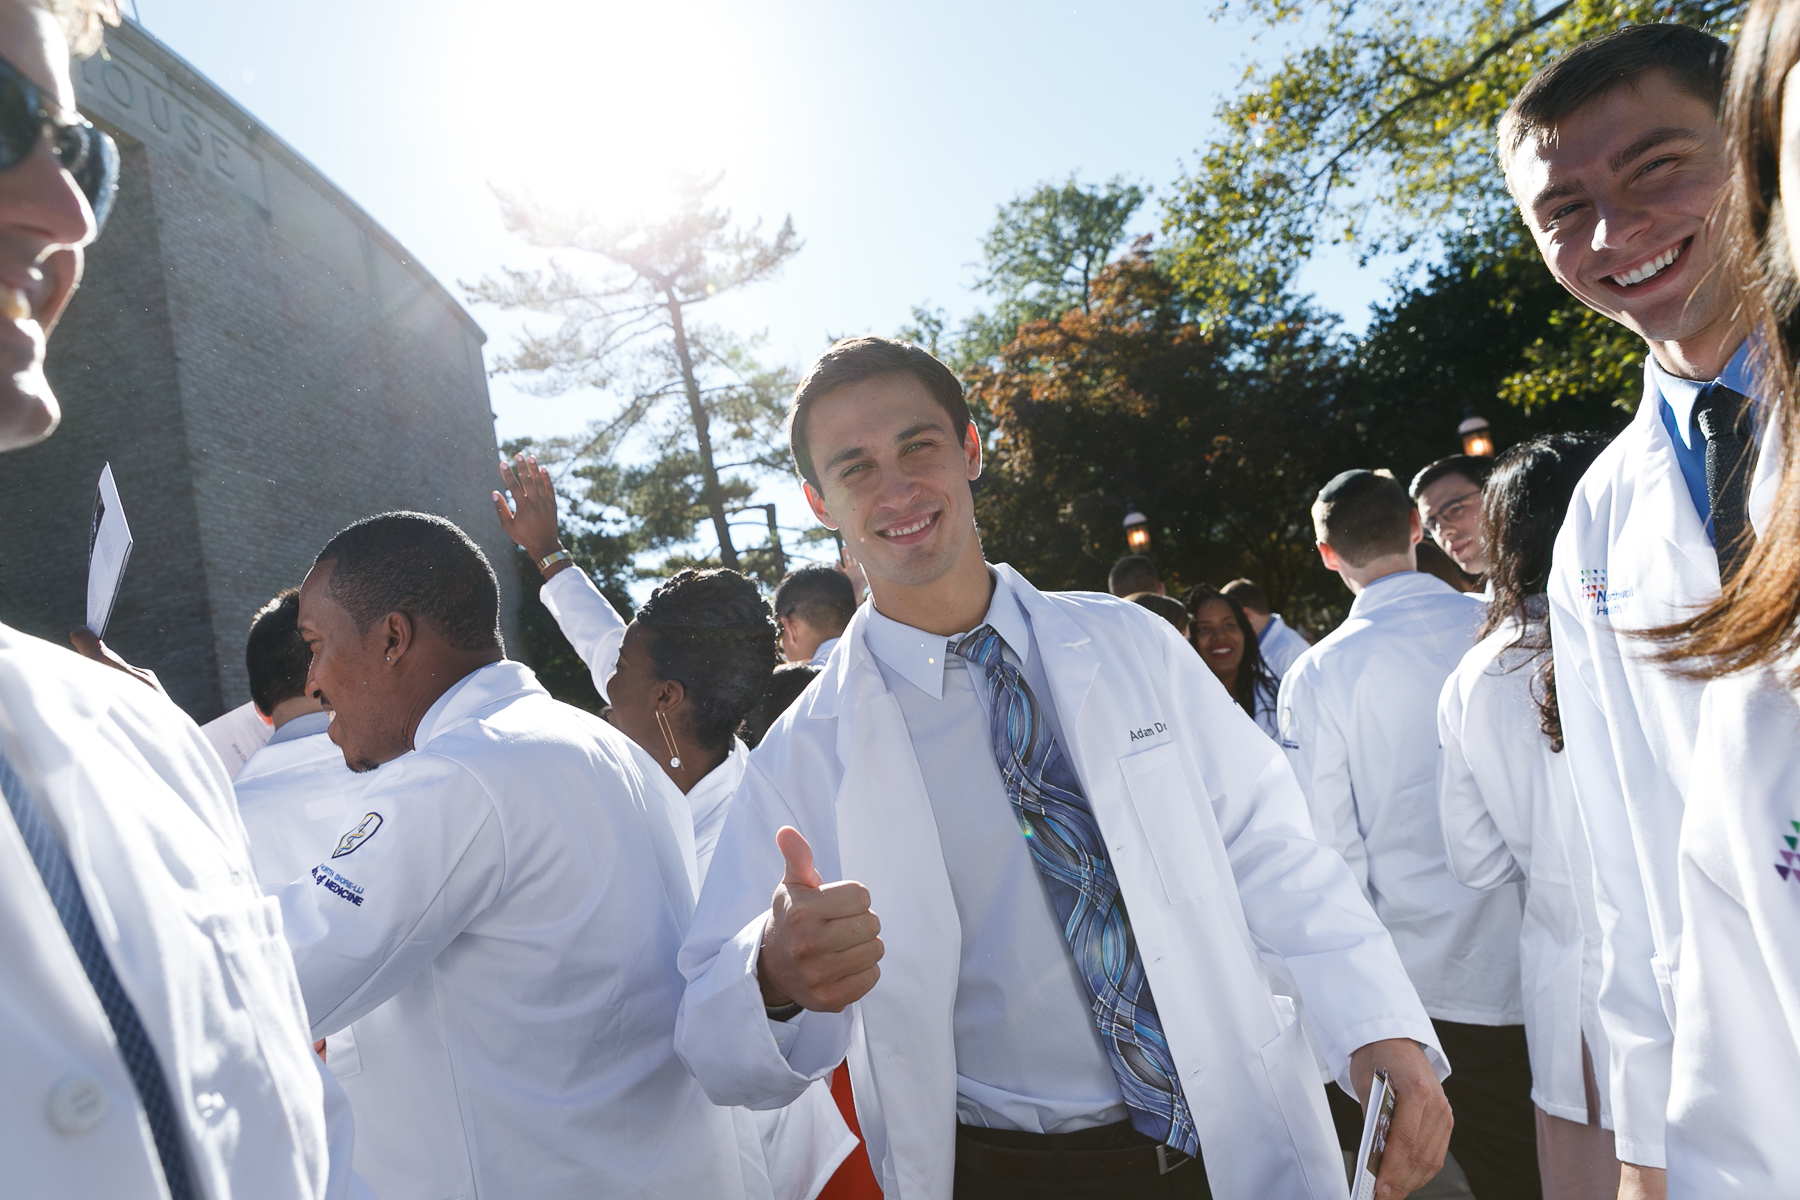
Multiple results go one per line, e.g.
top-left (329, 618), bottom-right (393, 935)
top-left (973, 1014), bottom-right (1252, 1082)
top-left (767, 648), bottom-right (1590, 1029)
top-left (758, 826), bottom-right (883, 1013)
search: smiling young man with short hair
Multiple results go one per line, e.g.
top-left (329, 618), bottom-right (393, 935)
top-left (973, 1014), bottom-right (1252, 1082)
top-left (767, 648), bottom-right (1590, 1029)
top-left (1500, 24), bottom-right (1785, 1198)
top-left (677, 337), bottom-right (1454, 1200)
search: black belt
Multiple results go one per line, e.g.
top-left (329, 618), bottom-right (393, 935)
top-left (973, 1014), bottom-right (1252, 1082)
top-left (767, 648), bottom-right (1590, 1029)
top-left (955, 1121), bottom-right (1198, 1181)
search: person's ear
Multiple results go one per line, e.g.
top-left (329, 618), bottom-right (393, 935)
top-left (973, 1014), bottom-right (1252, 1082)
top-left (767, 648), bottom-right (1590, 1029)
top-left (1408, 509), bottom-right (1424, 547)
top-left (802, 480), bottom-right (837, 530)
top-left (653, 677), bottom-right (686, 714)
top-left (1317, 540), bottom-right (1342, 573)
top-left (380, 611), bottom-right (415, 665)
top-left (963, 420), bottom-right (982, 481)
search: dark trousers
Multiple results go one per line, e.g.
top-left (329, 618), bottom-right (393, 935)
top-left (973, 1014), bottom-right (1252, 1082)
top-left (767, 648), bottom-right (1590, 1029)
top-left (1434, 1019), bottom-right (1542, 1200)
top-left (952, 1122), bottom-right (1212, 1200)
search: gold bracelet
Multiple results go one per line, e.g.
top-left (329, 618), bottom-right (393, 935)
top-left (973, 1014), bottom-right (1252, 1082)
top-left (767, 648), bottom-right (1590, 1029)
top-left (538, 549), bottom-right (572, 572)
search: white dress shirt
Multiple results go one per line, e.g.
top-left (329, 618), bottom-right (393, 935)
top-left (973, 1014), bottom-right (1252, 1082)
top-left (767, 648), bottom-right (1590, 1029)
top-left (855, 582), bottom-right (1128, 1133)
top-left (234, 711), bottom-right (369, 891)
top-left (1438, 614), bottom-right (1610, 1124)
top-left (0, 623), bottom-right (358, 1200)
top-left (1279, 570), bottom-right (1525, 1024)
top-left (280, 660), bottom-right (747, 1200)
top-left (1257, 613), bottom-right (1311, 678)
top-left (809, 635), bottom-right (842, 666)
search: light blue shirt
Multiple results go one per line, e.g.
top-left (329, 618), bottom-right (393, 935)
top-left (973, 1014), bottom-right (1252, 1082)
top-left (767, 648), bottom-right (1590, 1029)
top-left (1650, 340), bottom-right (1755, 540)
top-left (861, 571), bottom-right (1127, 1134)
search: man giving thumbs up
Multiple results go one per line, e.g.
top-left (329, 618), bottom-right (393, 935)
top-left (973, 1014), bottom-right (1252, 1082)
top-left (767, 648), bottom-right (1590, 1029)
top-left (675, 338), bottom-right (1449, 1200)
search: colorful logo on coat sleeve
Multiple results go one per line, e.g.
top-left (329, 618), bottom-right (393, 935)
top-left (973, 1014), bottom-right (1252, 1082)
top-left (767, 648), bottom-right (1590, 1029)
top-left (1579, 567), bottom-right (1633, 616)
top-left (1775, 821), bottom-right (1800, 882)
top-left (331, 812), bottom-right (383, 858)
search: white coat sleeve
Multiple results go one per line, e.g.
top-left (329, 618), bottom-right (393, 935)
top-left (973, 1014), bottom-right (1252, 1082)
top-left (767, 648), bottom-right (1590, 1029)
top-left (1549, 575), bottom-right (1669, 1168)
top-left (278, 753), bottom-right (506, 1038)
top-left (1436, 670), bottom-right (1525, 891)
top-left (675, 756), bottom-right (855, 1110)
top-left (1276, 661), bottom-right (1369, 900)
top-left (539, 568), bottom-right (629, 703)
top-left (1177, 635), bottom-right (1445, 1085)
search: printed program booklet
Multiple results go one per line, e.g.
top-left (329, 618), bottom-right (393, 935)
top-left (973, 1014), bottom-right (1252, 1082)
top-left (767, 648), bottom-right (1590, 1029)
top-left (1351, 1067), bottom-right (1396, 1200)
top-left (86, 462), bottom-right (133, 638)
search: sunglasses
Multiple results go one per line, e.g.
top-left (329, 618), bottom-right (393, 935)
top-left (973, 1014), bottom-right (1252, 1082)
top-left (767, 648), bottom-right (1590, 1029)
top-left (0, 53), bottom-right (118, 232)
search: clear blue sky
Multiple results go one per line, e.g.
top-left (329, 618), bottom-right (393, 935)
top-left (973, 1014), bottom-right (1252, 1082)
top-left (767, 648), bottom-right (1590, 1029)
top-left (122, 0), bottom-right (1409, 575)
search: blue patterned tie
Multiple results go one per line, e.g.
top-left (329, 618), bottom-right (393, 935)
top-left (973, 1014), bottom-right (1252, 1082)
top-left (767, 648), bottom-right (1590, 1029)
top-left (0, 751), bottom-right (198, 1199)
top-left (952, 625), bottom-right (1200, 1159)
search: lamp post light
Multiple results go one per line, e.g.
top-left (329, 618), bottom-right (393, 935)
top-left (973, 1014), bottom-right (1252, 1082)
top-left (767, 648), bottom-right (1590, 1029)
top-left (1122, 507), bottom-right (1151, 552)
top-left (1459, 415), bottom-right (1496, 458)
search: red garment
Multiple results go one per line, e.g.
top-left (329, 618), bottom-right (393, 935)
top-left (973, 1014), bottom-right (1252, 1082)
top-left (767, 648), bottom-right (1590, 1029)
top-left (816, 1062), bottom-right (882, 1199)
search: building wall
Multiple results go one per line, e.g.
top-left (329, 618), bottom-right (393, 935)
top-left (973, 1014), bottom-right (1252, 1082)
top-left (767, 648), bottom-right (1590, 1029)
top-left (0, 21), bottom-right (518, 722)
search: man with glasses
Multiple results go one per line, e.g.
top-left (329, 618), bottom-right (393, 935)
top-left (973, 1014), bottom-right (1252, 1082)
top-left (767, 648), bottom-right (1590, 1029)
top-left (1410, 455), bottom-right (1496, 590)
top-left (1, 2), bottom-right (355, 1198)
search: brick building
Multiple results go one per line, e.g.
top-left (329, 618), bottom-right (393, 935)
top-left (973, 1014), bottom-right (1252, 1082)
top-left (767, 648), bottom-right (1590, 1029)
top-left (0, 19), bottom-right (519, 722)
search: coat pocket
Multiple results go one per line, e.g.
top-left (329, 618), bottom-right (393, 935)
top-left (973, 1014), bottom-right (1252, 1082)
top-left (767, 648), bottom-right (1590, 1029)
top-left (1258, 996), bottom-right (1344, 1199)
top-left (1119, 743), bottom-right (1219, 904)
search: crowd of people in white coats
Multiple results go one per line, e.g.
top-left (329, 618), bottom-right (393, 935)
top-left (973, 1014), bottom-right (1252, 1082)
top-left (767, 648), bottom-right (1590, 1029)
top-left (8, 1), bottom-right (1800, 1198)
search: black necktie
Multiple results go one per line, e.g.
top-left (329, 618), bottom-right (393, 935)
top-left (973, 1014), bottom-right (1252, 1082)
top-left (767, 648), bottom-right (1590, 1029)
top-left (1693, 382), bottom-right (1757, 582)
top-left (0, 751), bottom-right (198, 1199)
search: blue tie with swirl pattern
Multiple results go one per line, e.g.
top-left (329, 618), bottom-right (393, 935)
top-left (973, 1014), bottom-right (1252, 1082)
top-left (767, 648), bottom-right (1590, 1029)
top-left (0, 750), bottom-right (197, 1199)
top-left (952, 624), bottom-right (1200, 1159)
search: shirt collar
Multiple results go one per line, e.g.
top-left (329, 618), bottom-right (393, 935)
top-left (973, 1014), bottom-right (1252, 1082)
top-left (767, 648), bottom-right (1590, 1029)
top-left (1648, 338), bottom-right (1754, 451)
top-left (863, 568), bottom-right (1032, 699)
top-left (268, 708), bottom-right (332, 746)
top-left (809, 636), bottom-right (841, 667)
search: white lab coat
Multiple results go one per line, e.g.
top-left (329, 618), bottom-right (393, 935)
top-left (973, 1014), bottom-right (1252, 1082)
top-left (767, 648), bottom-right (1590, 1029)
top-left (544, 567), bottom-right (857, 1200)
top-left (1664, 664), bottom-right (1800, 1196)
top-left (1259, 612), bottom-right (1311, 678)
top-left (0, 623), bottom-right (357, 1200)
top-left (1437, 615), bottom-right (1611, 1125)
top-left (280, 659), bottom-right (748, 1200)
top-left (677, 564), bottom-right (1442, 1200)
top-left (1278, 571), bottom-right (1525, 1025)
top-left (540, 566), bottom-right (628, 703)
top-left (200, 698), bottom-right (274, 776)
top-left (637, 737), bottom-right (858, 1200)
top-left (234, 718), bottom-right (368, 892)
top-left (1545, 360), bottom-right (1785, 1166)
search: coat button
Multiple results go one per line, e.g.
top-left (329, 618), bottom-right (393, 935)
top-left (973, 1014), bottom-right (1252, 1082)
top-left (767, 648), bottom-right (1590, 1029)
top-left (47, 1073), bottom-right (108, 1135)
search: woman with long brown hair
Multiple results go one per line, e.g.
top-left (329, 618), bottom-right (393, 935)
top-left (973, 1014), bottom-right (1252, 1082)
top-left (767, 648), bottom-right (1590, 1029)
top-left (1656, 1), bottom-right (1800, 1191)
top-left (1181, 584), bottom-right (1281, 738)
top-left (1438, 434), bottom-right (1615, 1200)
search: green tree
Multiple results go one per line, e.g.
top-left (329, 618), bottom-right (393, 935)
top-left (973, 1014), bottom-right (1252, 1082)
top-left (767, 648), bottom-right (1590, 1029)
top-left (1160, 0), bottom-right (1739, 416)
top-left (907, 176), bottom-right (1147, 372)
top-left (466, 174), bottom-right (800, 570)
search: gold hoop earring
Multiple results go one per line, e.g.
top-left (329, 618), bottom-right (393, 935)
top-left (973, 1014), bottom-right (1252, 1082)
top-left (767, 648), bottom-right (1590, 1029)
top-left (655, 710), bottom-right (682, 770)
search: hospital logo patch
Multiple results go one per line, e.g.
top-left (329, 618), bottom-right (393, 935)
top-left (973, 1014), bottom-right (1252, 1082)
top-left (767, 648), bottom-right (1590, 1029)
top-left (1578, 567), bottom-right (1633, 617)
top-left (331, 812), bottom-right (383, 859)
top-left (1775, 821), bottom-right (1800, 882)
top-left (311, 864), bottom-right (365, 906)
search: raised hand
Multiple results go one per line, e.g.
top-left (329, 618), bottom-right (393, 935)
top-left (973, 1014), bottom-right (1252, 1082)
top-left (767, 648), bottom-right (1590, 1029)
top-left (1350, 1037), bottom-right (1454, 1198)
top-left (68, 626), bottom-right (162, 693)
top-left (492, 453), bottom-right (567, 575)
top-left (757, 826), bottom-right (883, 1013)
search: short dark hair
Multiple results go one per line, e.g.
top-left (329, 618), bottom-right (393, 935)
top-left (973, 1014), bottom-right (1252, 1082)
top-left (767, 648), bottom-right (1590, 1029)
top-left (788, 337), bottom-right (972, 488)
top-left (1108, 555), bottom-right (1161, 597)
top-left (1312, 469), bottom-right (1414, 566)
top-left (740, 661), bottom-right (819, 749)
top-left (635, 568), bottom-right (780, 751)
top-left (1409, 454), bottom-right (1496, 500)
top-left (1499, 24), bottom-right (1729, 176)
top-left (773, 564), bottom-right (856, 635)
top-left (314, 512), bottom-right (502, 653)
top-left (1128, 591), bottom-right (1189, 635)
top-left (246, 588), bottom-right (309, 715)
top-left (1220, 578), bottom-right (1268, 614)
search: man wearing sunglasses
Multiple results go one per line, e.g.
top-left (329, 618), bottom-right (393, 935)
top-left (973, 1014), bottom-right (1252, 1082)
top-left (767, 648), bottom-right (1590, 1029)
top-left (1410, 455), bottom-right (1496, 589)
top-left (1, 4), bottom-right (355, 1199)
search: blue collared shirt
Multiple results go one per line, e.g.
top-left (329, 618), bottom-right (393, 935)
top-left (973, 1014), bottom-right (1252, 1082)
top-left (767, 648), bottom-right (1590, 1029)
top-left (1650, 340), bottom-right (1756, 541)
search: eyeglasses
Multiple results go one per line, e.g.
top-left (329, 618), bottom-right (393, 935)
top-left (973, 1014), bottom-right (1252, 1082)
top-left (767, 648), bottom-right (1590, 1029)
top-left (0, 53), bottom-right (118, 232)
top-left (1422, 490), bottom-right (1482, 537)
